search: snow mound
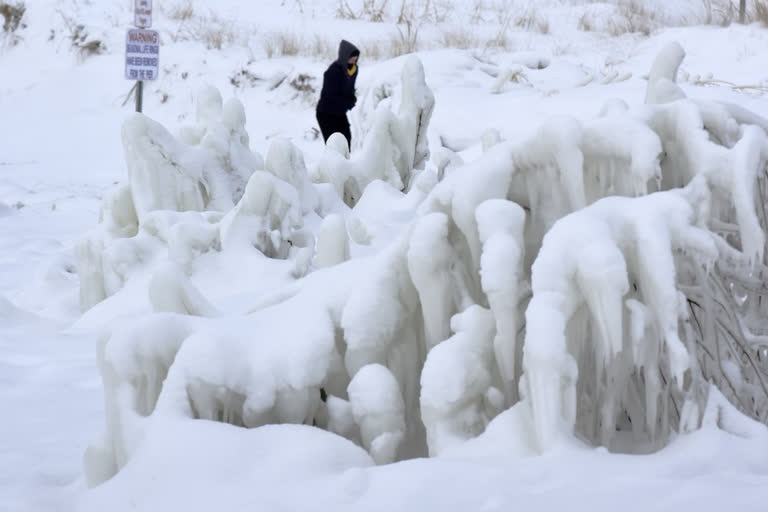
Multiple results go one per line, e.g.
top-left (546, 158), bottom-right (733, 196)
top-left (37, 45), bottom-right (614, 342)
top-left (0, 201), bottom-right (13, 217)
top-left (81, 421), bottom-right (373, 512)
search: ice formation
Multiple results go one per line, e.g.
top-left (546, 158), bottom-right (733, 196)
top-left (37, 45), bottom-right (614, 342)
top-left (523, 180), bottom-right (718, 450)
top-left (316, 55), bottom-right (435, 202)
top-left (519, 42), bottom-right (768, 451)
top-left (75, 87), bottom-right (314, 311)
top-left (82, 46), bottom-right (768, 488)
top-left (348, 364), bottom-right (405, 464)
top-left (420, 306), bottom-right (503, 456)
top-left (314, 214), bottom-right (349, 269)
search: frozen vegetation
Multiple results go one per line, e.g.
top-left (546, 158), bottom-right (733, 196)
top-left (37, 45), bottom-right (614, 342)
top-left (2, 0), bottom-right (768, 509)
top-left (73, 41), bottom-right (768, 490)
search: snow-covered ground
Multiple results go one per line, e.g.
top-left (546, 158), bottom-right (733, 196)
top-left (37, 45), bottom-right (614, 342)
top-left (2, 0), bottom-right (768, 510)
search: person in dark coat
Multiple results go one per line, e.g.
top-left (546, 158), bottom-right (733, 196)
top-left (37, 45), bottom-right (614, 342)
top-left (316, 40), bottom-right (359, 148)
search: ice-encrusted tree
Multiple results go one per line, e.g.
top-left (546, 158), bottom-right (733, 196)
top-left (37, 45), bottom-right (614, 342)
top-left (82, 47), bottom-right (768, 488)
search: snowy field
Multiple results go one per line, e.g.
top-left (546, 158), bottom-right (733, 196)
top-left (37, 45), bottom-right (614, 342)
top-left (2, 0), bottom-right (768, 511)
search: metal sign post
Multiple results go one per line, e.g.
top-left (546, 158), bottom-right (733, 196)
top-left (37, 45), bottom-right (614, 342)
top-left (126, 0), bottom-right (157, 113)
top-left (136, 80), bottom-right (144, 112)
top-left (125, 28), bottom-right (159, 112)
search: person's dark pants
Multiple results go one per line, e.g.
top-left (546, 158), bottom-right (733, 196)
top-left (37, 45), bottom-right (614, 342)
top-left (316, 111), bottom-right (351, 148)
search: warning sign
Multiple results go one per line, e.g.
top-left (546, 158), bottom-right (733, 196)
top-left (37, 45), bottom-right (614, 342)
top-left (125, 29), bottom-right (159, 81)
top-left (135, 0), bottom-right (152, 29)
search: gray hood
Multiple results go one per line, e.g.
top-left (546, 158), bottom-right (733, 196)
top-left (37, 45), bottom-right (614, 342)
top-left (337, 40), bottom-right (360, 67)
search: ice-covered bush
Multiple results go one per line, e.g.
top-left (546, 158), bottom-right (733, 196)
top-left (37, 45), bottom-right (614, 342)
top-left (378, 42), bottom-right (766, 455)
top-left (75, 86), bottom-right (308, 311)
top-left (521, 42), bottom-right (768, 452)
top-left (523, 179), bottom-right (718, 451)
top-left (84, 46), bottom-right (768, 489)
top-left (313, 55), bottom-right (435, 206)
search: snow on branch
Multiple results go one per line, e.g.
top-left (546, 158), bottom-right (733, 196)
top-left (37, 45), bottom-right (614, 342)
top-left (523, 178), bottom-right (718, 451)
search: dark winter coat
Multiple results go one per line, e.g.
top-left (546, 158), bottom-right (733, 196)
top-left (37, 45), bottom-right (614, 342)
top-left (316, 40), bottom-right (359, 116)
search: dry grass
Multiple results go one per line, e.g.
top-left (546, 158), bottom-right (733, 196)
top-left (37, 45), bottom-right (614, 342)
top-left (165, 1), bottom-right (242, 51)
top-left (309, 34), bottom-right (335, 60)
top-left (206, 0), bottom-right (768, 63)
top-left (390, 19), bottom-right (420, 56)
top-left (356, 28), bottom-right (420, 60)
top-left (198, 16), bottom-right (239, 50)
top-left (440, 26), bottom-right (517, 52)
top-left (695, 0), bottom-right (768, 26)
top-left (577, 11), bottom-right (596, 32)
top-left (432, 0), bottom-right (456, 23)
top-left (0, 1), bottom-right (24, 46)
top-left (613, 0), bottom-right (658, 36)
top-left (263, 30), bottom-right (301, 58)
top-left (698, 0), bottom-right (739, 25)
top-left (55, 9), bottom-right (105, 57)
top-left (513, 9), bottom-right (550, 34)
top-left (172, 11), bottom-right (240, 50)
top-left (230, 68), bottom-right (258, 88)
top-left (167, 0), bottom-right (194, 22)
top-left (336, 0), bottom-right (389, 22)
top-left (337, 0), bottom-right (453, 24)
top-left (250, 31), bottom-right (396, 62)
top-left (152, 0), bottom-right (768, 64)
top-left (398, 0), bottom-right (453, 24)
top-left (577, 0), bottom-right (763, 33)
top-left (468, 0), bottom-right (488, 24)
top-left (357, 39), bottom-right (385, 60)
top-left (78, 39), bottom-right (105, 57)
top-left (364, 0), bottom-right (389, 22)
top-left (0, 1), bottom-right (24, 33)
top-left (290, 73), bottom-right (316, 95)
top-left (753, 0), bottom-right (768, 25)
top-left (486, 32), bottom-right (513, 51)
top-left (440, 27), bottom-right (478, 49)
top-left (201, 29), bottom-right (233, 50)
top-left (578, 0), bottom-right (658, 37)
top-left (335, 0), bottom-right (357, 19)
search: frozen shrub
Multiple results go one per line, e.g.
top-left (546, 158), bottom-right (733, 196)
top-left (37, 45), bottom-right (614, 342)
top-left (0, 1), bottom-right (24, 33)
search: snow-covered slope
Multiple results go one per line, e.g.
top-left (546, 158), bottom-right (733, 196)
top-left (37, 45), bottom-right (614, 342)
top-left (2, 1), bottom-right (768, 510)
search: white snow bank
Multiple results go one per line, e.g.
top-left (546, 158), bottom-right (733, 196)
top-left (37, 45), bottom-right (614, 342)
top-left (79, 386), bottom-right (768, 512)
top-left (0, 201), bottom-right (13, 217)
top-left (81, 421), bottom-right (373, 512)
